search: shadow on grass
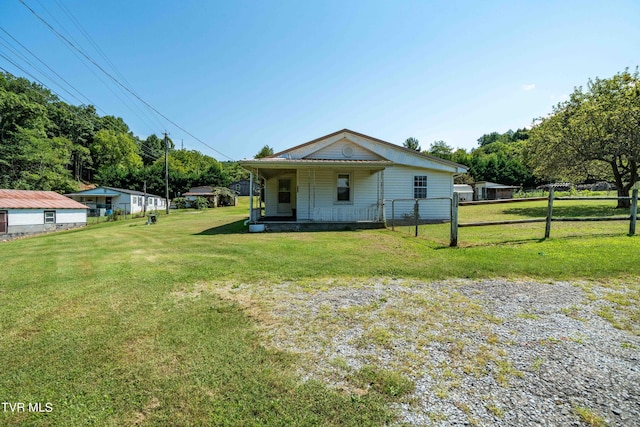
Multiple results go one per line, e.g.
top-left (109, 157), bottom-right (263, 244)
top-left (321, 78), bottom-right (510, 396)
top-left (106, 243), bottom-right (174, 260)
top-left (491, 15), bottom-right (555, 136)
top-left (504, 205), bottom-right (621, 218)
top-left (195, 219), bottom-right (248, 235)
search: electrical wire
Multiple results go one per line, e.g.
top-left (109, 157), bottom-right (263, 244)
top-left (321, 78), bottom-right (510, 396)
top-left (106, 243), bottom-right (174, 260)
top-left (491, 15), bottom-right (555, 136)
top-left (19, 0), bottom-right (235, 161)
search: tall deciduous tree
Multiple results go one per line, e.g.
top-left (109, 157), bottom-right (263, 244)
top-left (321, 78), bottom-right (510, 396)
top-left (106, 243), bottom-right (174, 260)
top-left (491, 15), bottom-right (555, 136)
top-left (528, 69), bottom-right (640, 207)
top-left (428, 140), bottom-right (453, 160)
top-left (91, 129), bottom-right (143, 175)
top-left (403, 137), bottom-right (421, 151)
top-left (255, 145), bottom-right (274, 158)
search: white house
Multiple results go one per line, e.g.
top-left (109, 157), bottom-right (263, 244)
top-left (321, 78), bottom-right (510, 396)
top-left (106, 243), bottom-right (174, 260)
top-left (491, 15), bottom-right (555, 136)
top-left (65, 187), bottom-right (166, 217)
top-left (0, 189), bottom-right (88, 241)
top-left (239, 129), bottom-right (467, 230)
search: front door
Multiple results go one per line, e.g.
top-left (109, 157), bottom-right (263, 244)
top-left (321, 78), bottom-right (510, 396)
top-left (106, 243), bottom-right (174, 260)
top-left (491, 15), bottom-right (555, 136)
top-left (277, 179), bottom-right (292, 214)
top-left (0, 211), bottom-right (7, 234)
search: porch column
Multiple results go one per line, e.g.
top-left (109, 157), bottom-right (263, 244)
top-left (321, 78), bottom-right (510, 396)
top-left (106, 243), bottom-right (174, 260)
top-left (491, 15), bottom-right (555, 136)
top-left (249, 170), bottom-right (254, 222)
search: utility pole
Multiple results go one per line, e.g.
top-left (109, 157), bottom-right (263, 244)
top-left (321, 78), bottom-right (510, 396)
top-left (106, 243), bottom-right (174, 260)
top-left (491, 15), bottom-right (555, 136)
top-left (143, 180), bottom-right (147, 216)
top-left (164, 132), bottom-right (170, 215)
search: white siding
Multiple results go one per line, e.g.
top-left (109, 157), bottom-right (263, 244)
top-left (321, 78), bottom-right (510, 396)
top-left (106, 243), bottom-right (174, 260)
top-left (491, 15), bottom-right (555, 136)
top-left (383, 166), bottom-right (453, 220)
top-left (8, 209), bottom-right (86, 225)
top-left (8, 209), bottom-right (45, 225)
top-left (295, 168), bottom-right (382, 221)
top-left (55, 209), bottom-right (87, 223)
top-left (305, 141), bottom-right (383, 161)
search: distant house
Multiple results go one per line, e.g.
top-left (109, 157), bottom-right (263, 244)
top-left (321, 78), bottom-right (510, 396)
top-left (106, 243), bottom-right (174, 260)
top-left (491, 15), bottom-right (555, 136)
top-left (453, 184), bottom-right (474, 202)
top-left (183, 186), bottom-right (237, 207)
top-left (0, 189), bottom-right (88, 241)
top-left (65, 187), bottom-right (166, 216)
top-left (229, 179), bottom-right (259, 196)
top-left (474, 181), bottom-right (520, 201)
top-left (239, 129), bottom-right (467, 229)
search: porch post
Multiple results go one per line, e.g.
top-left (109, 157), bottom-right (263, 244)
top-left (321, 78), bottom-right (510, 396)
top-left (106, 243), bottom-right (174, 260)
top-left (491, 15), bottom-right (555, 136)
top-left (249, 170), bottom-right (254, 223)
top-left (379, 170), bottom-right (385, 221)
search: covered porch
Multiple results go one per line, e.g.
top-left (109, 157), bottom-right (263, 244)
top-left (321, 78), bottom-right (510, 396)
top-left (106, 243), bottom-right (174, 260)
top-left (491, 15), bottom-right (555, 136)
top-left (241, 159), bottom-right (391, 229)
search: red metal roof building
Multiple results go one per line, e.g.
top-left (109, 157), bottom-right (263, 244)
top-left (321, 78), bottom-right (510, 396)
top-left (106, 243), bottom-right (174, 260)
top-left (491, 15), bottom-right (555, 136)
top-left (0, 189), bottom-right (89, 209)
top-left (0, 189), bottom-right (88, 241)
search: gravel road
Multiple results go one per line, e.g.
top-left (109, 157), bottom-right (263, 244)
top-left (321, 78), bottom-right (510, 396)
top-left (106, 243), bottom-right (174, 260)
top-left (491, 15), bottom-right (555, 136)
top-left (221, 278), bottom-right (640, 426)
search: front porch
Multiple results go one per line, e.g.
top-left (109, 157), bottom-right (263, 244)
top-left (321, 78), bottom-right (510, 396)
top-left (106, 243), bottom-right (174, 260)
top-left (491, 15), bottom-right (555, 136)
top-left (242, 159), bottom-right (391, 229)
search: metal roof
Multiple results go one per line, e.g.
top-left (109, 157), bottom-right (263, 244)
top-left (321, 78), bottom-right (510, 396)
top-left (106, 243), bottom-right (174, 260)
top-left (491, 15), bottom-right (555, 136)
top-left (65, 186), bottom-right (164, 199)
top-left (0, 189), bottom-right (89, 209)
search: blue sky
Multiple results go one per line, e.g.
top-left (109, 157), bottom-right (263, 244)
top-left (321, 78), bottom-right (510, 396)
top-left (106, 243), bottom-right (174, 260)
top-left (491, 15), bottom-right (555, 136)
top-left (1, 0), bottom-right (638, 161)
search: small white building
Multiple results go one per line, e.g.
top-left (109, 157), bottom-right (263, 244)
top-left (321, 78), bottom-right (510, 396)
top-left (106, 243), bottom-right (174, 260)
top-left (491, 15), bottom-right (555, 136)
top-left (66, 187), bottom-right (166, 216)
top-left (454, 184), bottom-right (474, 202)
top-left (240, 129), bottom-right (468, 229)
top-left (0, 189), bottom-right (88, 241)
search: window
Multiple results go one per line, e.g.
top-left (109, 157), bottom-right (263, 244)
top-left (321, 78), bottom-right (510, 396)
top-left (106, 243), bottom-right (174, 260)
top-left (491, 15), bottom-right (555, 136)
top-left (44, 211), bottom-right (56, 224)
top-left (414, 176), bottom-right (428, 199)
top-left (278, 179), bottom-right (291, 203)
top-left (337, 173), bottom-right (351, 202)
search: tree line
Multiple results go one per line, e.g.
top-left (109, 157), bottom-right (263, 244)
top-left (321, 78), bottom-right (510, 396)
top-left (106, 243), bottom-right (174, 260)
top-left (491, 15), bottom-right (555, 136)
top-left (0, 72), bottom-right (247, 197)
top-left (405, 68), bottom-right (639, 207)
top-left (407, 129), bottom-right (536, 188)
top-left (3, 67), bottom-right (638, 207)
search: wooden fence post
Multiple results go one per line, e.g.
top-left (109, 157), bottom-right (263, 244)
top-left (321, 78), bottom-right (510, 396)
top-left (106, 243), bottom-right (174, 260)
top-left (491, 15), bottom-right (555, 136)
top-left (391, 200), bottom-right (395, 231)
top-left (630, 189), bottom-right (638, 235)
top-left (545, 187), bottom-right (555, 239)
top-left (450, 193), bottom-right (459, 247)
top-left (414, 199), bottom-right (419, 237)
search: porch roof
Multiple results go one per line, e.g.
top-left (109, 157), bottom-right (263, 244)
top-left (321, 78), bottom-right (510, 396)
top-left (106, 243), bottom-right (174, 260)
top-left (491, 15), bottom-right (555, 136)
top-left (240, 158), bottom-right (393, 169)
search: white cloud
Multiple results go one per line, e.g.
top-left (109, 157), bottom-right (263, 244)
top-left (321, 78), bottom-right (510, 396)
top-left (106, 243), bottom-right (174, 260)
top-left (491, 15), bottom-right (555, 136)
top-left (522, 83), bottom-right (536, 91)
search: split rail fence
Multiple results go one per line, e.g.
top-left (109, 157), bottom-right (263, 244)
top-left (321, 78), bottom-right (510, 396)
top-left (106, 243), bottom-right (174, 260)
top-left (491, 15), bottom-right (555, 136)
top-left (450, 188), bottom-right (638, 247)
top-left (386, 188), bottom-right (639, 247)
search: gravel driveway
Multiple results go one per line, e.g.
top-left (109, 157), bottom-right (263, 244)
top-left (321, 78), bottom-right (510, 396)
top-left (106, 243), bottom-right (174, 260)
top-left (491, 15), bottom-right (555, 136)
top-left (217, 278), bottom-right (640, 426)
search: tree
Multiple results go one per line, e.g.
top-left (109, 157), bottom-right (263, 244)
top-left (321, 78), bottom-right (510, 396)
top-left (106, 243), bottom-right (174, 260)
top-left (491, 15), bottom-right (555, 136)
top-left (428, 140), bottom-right (453, 160)
top-left (528, 69), bottom-right (640, 207)
top-left (90, 129), bottom-right (143, 174)
top-left (255, 145), bottom-right (274, 158)
top-left (403, 137), bottom-right (421, 151)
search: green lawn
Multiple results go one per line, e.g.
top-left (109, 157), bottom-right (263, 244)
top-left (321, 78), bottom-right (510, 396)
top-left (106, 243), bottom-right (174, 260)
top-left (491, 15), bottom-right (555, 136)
top-left (0, 198), bottom-right (638, 425)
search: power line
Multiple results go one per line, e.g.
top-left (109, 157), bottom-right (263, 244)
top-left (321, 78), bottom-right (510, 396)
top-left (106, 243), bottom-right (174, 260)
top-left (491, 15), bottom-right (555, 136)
top-left (19, 0), bottom-right (235, 161)
top-left (0, 32), bottom-right (90, 107)
top-left (53, 0), bottom-right (166, 132)
top-left (15, 2), bottom-right (161, 137)
top-left (0, 66), bottom-right (161, 164)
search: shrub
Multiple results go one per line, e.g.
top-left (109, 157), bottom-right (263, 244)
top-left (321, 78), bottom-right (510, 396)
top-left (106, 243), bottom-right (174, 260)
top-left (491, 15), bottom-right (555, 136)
top-left (193, 196), bottom-right (209, 210)
top-left (173, 197), bottom-right (187, 209)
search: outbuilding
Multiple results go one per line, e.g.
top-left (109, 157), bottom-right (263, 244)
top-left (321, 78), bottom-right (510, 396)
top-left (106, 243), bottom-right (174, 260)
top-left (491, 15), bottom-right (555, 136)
top-left (0, 189), bottom-right (88, 241)
top-left (454, 184), bottom-right (474, 202)
top-left (66, 186), bottom-right (166, 216)
top-left (474, 181), bottom-right (520, 201)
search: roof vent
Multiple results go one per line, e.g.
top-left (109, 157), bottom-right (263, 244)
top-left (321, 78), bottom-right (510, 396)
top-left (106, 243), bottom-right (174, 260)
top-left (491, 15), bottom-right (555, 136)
top-left (342, 145), bottom-right (354, 158)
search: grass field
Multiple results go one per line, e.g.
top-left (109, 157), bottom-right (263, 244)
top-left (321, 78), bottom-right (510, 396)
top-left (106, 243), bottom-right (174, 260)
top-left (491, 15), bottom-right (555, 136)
top-left (0, 197), bottom-right (638, 425)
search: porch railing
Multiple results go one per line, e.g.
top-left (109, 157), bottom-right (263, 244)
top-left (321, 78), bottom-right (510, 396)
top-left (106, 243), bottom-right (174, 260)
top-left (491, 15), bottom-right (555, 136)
top-left (311, 205), bottom-right (382, 222)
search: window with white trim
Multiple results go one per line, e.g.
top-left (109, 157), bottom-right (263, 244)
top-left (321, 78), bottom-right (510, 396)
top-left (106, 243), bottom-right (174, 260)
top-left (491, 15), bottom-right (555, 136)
top-left (44, 211), bottom-right (56, 224)
top-left (414, 176), bottom-right (428, 199)
top-left (337, 173), bottom-right (351, 202)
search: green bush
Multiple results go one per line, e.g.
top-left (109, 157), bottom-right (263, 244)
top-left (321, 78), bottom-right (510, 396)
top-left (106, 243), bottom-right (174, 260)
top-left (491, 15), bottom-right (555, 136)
top-left (193, 196), bottom-right (209, 210)
top-left (173, 197), bottom-right (187, 209)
